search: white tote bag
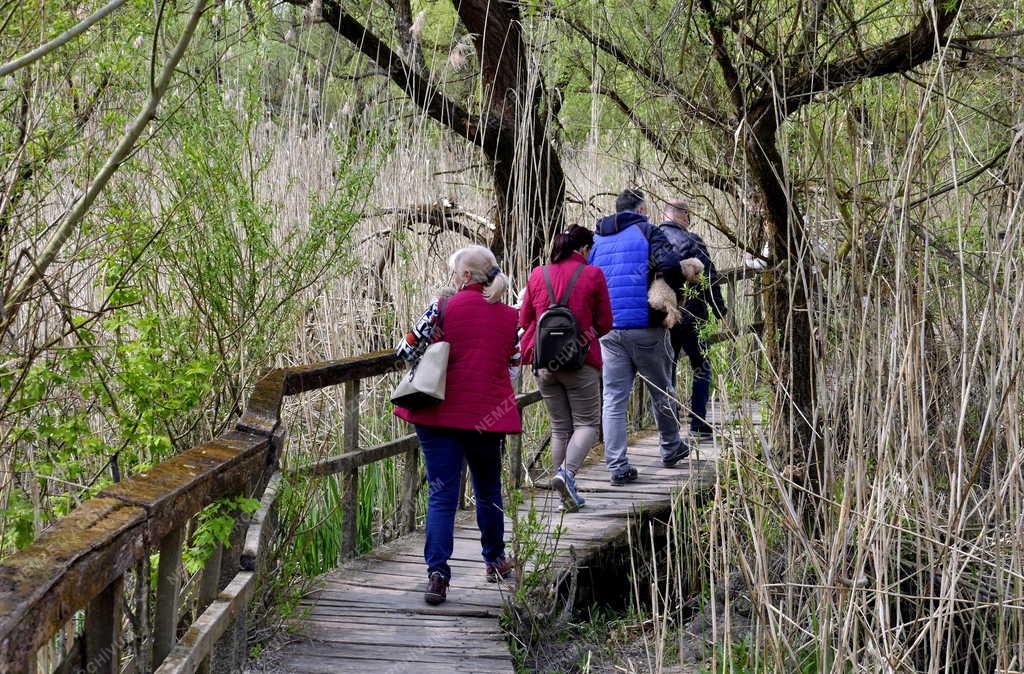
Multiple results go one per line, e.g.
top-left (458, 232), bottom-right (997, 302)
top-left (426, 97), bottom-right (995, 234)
top-left (390, 298), bottom-right (450, 409)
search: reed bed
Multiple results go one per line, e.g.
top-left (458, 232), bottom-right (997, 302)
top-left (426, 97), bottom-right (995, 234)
top-left (3, 6), bottom-right (1021, 672)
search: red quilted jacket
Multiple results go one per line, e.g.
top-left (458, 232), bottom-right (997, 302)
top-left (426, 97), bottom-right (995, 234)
top-left (394, 285), bottom-right (522, 433)
top-left (519, 252), bottom-right (613, 370)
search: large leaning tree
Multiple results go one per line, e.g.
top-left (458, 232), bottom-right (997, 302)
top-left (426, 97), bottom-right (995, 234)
top-left (560, 0), bottom-right (1018, 521)
top-left (704, 0), bottom-right (964, 507)
top-left (286, 0), bottom-right (566, 261)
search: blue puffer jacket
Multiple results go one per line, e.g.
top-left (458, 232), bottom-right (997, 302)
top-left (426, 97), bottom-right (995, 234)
top-left (589, 211), bottom-right (683, 329)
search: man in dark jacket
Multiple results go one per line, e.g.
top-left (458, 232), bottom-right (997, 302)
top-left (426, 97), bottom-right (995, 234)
top-left (589, 189), bottom-right (690, 485)
top-left (659, 199), bottom-right (727, 439)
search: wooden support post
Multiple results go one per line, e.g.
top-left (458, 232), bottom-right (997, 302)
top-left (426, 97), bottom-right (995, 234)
top-left (727, 278), bottom-right (738, 332)
top-left (633, 383), bottom-right (647, 432)
top-left (340, 379), bottom-right (360, 560)
top-left (84, 575), bottom-right (123, 674)
top-left (400, 446), bottom-right (419, 533)
top-left (199, 542), bottom-right (223, 607)
top-left (508, 377), bottom-right (523, 488)
top-left (133, 556), bottom-right (151, 673)
top-left (458, 459), bottom-right (469, 510)
top-left (508, 433), bottom-right (523, 489)
top-left (753, 277), bottom-right (764, 325)
top-left (153, 525), bottom-right (184, 667)
top-left (211, 493), bottom-right (252, 674)
top-left (196, 543), bottom-right (223, 674)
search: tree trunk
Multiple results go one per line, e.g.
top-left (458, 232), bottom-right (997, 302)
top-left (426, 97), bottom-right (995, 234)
top-left (744, 118), bottom-right (822, 519)
top-left (453, 0), bottom-right (565, 262)
top-left (489, 134), bottom-right (565, 262)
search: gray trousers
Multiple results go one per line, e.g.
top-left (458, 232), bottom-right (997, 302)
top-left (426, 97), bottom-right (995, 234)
top-left (599, 328), bottom-right (682, 474)
top-left (537, 365), bottom-right (601, 476)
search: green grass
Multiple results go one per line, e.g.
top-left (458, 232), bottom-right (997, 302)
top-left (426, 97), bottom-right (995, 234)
top-left (703, 633), bottom-right (828, 674)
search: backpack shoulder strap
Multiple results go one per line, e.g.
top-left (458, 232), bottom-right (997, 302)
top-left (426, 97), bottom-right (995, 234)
top-left (542, 266), bottom-right (558, 306)
top-left (559, 264), bottom-right (586, 305)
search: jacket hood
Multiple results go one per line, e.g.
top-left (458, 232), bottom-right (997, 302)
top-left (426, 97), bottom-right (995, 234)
top-left (596, 210), bottom-right (648, 236)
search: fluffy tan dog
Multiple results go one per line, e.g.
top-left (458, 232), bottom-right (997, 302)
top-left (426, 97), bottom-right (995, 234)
top-left (680, 257), bottom-right (705, 283)
top-left (648, 257), bottom-right (705, 329)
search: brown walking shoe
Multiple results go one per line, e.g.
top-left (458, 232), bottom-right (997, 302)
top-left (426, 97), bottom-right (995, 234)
top-left (424, 571), bottom-right (448, 605)
top-left (485, 558), bottom-right (516, 583)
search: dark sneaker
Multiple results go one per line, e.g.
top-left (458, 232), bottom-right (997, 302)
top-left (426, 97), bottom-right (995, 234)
top-left (424, 571), bottom-right (448, 605)
top-left (691, 424), bottom-right (714, 442)
top-left (662, 442), bottom-right (691, 468)
top-left (485, 557), bottom-right (516, 583)
top-left (552, 469), bottom-right (585, 512)
top-left (610, 466), bottom-right (639, 485)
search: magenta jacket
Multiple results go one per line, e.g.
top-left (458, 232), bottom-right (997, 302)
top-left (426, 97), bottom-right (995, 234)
top-left (394, 284), bottom-right (522, 434)
top-left (519, 252), bottom-right (613, 370)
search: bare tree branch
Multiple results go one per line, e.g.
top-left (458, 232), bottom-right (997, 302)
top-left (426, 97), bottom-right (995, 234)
top-left (758, 4), bottom-right (962, 126)
top-left (697, 0), bottom-right (746, 115)
top-left (2, 0), bottom-right (208, 325)
top-left (559, 12), bottom-right (732, 129)
top-left (298, 0), bottom-right (512, 158)
top-left (592, 85), bottom-right (741, 197)
top-left (0, 0), bottom-right (127, 77)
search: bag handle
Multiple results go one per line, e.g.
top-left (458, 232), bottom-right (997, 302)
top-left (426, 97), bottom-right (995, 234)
top-left (433, 296), bottom-right (448, 340)
top-left (542, 264), bottom-right (586, 307)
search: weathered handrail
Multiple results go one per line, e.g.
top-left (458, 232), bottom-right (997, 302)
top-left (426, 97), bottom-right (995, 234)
top-left (0, 267), bottom-right (763, 674)
top-left (0, 348), bottom-right (520, 673)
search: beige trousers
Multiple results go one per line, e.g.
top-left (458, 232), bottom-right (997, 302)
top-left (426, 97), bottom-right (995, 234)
top-left (536, 365), bottom-right (601, 476)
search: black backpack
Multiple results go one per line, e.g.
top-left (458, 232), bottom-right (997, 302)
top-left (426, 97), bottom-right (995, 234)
top-left (533, 264), bottom-right (587, 372)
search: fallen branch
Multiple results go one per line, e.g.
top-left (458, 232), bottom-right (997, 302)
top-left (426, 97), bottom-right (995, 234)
top-left (371, 199), bottom-right (495, 242)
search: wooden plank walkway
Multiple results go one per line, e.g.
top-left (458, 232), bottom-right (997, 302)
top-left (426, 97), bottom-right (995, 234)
top-left (265, 400), bottom-right (760, 673)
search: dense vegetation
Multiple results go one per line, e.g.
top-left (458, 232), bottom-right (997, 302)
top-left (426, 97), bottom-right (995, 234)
top-left (2, 0), bottom-right (1022, 671)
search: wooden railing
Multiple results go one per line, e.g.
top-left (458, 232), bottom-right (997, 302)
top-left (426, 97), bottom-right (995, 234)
top-left (0, 264), bottom-right (763, 674)
top-left (717, 264), bottom-right (766, 340)
top-left (0, 349), bottom-right (544, 674)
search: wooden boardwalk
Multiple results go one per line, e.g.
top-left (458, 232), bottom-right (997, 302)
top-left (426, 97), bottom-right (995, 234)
top-left (266, 401), bottom-right (759, 673)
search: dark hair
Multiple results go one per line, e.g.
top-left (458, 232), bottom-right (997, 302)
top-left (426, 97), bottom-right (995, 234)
top-left (550, 224), bottom-right (594, 263)
top-left (615, 188), bottom-right (646, 213)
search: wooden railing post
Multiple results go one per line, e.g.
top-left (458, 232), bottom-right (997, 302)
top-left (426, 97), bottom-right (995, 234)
top-left (633, 383), bottom-right (647, 433)
top-left (509, 379), bottom-right (524, 489)
top-left (400, 446), bottom-right (419, 533)
top-left (153, 525), bottom-right (184, 667)
top-left (210, 494), bottom-right (254, 674)
top-left (508, 434), bottom-right (523, 490)
top-left (196, 542), bottom-right (223, 674)
top-left (340, 379), bottom-right (360, 560)
top-left (84, 575), bottom-right (123, 674)
top-left (727, 277), bottom-right (738, 332)
top-left (132, 557), bottom-right (151, 673)
top-left (458, 460), bottom-right (469, 510)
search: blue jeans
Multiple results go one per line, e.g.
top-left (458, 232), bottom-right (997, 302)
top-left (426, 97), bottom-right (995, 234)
top-left (414, 425), bottom-right (506, 580)
top-left (670, 323), bottom-right (712, 433)
top-left (600, 328), bottom-right (683, 474)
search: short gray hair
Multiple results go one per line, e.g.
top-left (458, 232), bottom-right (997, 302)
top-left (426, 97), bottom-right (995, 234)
top-left (447, 245), bottom-right (509, 303)
top-left (666, 199), bottom-right (689, 215)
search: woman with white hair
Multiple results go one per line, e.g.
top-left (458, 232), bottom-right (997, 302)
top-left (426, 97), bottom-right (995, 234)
top-left (393, 245), bottom-right (522, 606)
